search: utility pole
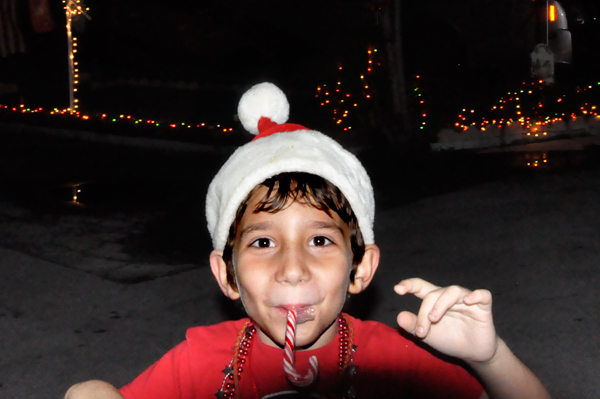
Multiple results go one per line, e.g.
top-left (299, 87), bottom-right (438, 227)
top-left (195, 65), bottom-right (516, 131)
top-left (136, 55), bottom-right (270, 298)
top-left (380, 0), bottom-right (411, 142)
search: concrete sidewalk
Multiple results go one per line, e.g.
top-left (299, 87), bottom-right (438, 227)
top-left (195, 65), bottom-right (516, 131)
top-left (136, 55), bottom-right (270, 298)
top-left (1, 166), bottom-right (600, 398)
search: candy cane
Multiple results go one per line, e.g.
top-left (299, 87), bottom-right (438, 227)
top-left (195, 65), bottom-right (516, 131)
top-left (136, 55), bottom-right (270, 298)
top-left (283, 310), bottom-right (319, 387)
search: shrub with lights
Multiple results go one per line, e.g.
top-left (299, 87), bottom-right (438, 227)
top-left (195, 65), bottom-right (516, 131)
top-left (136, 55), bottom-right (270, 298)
top-left (452, 79), bottom-right (600, 136)
top-left (313, 47), bottom-right (382, 133)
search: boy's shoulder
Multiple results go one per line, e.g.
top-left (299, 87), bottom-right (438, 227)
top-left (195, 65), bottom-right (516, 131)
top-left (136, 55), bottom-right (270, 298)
top-left (347, 314), bottom-right (401, 340)
top-left (349, 315), bottom-right (483, 397)
top-left (185, 318), bottom-right (249, 344)
top-left (347, 315), bottom-right (436, 362)
top-left (344, 314), bottom-right (423, 360)
top-left (181, 318), bottom-right (251, 384)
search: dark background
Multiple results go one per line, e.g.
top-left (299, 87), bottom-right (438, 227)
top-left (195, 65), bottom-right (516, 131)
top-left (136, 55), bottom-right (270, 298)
top-left (2, 0), bottom-right (600, 137)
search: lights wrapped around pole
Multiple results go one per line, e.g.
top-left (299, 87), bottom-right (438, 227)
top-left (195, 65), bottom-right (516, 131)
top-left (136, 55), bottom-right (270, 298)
top-left (64, 0), bottom-right (90, 114)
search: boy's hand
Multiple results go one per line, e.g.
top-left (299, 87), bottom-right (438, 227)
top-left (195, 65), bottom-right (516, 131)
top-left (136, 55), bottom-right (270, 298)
top-left (64, 380), bottom-right (124, 399)
top-left (394, 278), bottom-right (499, 364)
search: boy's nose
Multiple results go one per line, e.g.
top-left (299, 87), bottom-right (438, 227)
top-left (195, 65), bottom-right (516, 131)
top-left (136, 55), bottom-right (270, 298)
top-left (275, 246), bottom-right (311, 286)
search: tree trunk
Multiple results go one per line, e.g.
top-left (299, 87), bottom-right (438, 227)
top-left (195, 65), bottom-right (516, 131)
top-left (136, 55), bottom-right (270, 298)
top-left (381, 0), bottom-right (411, 142)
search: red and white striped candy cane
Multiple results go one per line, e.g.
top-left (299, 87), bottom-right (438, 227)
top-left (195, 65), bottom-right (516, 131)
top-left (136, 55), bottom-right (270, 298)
top-left (283, 310), bottom-right (318, 387)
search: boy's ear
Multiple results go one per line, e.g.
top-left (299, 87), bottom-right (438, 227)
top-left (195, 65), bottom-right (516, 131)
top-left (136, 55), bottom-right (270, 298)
top-left (348, 244), bottom-right (380, 294)
top-left (209, 250), bottom-right (240, 300)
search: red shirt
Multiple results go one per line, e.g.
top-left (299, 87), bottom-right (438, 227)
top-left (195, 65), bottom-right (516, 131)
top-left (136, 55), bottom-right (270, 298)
top-left (120, 316), bottom-right (483, 398)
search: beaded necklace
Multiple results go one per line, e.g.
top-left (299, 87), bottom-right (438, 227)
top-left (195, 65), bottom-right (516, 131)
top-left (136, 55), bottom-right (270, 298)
top-left (216, 314), bottom-right (357, 398)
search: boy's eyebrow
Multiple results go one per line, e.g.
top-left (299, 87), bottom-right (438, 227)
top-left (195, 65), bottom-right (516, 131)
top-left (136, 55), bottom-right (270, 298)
top-left (238, 220), bottom-right (345, 240)
top-left (238, 222), bottom-right (272, 241)
top-left (309, 220), bottom-right (345, 235)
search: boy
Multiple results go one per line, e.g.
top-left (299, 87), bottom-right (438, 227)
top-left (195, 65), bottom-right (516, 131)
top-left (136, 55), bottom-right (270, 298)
top-left (65, 83), bottom-right (551, 398)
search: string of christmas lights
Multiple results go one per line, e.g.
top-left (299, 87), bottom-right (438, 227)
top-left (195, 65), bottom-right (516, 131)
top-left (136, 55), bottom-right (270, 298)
top-left (412, 74), bottom-right (428, 131)
top-left (0, 104), bottom-right (236, 135)
top-left (452, 79), bottom-right (600, 136)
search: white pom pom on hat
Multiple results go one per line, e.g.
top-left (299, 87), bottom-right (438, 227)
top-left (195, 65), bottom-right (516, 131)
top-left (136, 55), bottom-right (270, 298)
top-left (237, 82), bottom-right (290, 135)
top-left (206, 82), bottom-right (375, 251)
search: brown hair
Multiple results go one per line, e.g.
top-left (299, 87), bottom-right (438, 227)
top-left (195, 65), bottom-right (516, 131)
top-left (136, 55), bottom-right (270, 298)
top-left (222, 172), bottom-right (365, 291)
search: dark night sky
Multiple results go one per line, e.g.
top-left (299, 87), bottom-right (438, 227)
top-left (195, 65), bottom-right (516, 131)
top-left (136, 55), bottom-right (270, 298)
top-left (79, 0), bottom-right (377, 86)
top-left (76, 0), bottom-right (598, 74)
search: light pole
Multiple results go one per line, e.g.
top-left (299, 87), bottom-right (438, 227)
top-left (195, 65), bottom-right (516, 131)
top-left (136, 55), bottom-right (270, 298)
top-left (63, 0), bottom-right (90, 113)
top-left (546, 0), bottom-right (549, 45)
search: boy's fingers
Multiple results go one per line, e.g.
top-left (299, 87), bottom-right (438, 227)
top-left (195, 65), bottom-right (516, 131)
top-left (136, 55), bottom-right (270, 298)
top-left (427, 285), bottom-right (470, 322)
top-left (396, 279), bottom-right (445, 338)
top-left (396, 311), bottom-right (418, 334)
top-left (464, 289), bottom-right (493, 308)
top-left (395, 280), bottom-right (491, 338)
top-left (394, 278), bottom-right (440, 298)
top-left (415, 285), bottom-right (470, 336)
top-left (414, 286), bottom-right (449, 337)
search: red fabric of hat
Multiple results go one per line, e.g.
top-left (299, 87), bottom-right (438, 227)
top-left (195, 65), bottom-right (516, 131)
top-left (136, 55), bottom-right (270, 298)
top-left (252, 117), bottom-right (308, 141)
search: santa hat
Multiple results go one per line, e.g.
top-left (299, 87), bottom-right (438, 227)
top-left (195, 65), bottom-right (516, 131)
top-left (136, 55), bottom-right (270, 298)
top-left (206, 82), bottom-right (375, 251)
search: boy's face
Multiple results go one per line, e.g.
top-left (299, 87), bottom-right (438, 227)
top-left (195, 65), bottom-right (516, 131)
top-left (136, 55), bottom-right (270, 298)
top-left (211, 186), bottom-right (377, 350)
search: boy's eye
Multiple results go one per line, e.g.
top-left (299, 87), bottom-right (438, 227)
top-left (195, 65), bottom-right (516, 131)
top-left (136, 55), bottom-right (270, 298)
top-left (251, 238), bottom-right (274, 248)
top-left (310, 236), bottom-right (332, 247)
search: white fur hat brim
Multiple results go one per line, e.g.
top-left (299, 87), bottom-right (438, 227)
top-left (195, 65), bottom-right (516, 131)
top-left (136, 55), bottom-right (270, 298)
top-left (206, 130), bottom-right (375, 251)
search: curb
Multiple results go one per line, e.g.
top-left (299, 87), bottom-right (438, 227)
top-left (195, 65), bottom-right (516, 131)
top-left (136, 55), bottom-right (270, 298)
top-left (0, 121), bottom-right (367, 156)
top-left (0, 121), bottom-right (237, 155)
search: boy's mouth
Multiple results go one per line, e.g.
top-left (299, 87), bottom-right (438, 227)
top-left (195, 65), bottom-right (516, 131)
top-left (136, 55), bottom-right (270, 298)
top-left (278, 305), bottom-right (315, 324)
